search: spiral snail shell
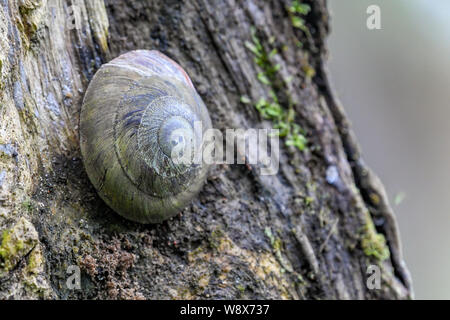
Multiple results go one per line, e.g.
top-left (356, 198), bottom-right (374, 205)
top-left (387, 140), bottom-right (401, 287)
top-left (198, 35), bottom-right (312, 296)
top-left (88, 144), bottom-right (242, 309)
top-left (80, 50), bottom-right (212, 224)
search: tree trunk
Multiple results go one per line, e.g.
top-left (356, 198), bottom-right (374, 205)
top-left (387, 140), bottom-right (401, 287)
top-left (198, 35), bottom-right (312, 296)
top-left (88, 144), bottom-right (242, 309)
top-left (0, 0), bottom-right (412, 299)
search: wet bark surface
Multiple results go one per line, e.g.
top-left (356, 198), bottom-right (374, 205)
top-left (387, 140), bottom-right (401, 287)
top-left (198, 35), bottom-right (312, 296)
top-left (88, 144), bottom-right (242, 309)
top-left (0, 0), bottom-right (412, 299)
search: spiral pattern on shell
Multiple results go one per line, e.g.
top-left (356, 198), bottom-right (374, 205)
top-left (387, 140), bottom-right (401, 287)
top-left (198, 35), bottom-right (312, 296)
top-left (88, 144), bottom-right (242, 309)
top-left (80, 50), bottom-right (212, 224)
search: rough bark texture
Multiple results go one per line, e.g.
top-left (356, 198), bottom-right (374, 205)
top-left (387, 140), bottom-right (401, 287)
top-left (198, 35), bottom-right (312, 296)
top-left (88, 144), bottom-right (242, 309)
top-left (0, 0), bottom-right (412, 299)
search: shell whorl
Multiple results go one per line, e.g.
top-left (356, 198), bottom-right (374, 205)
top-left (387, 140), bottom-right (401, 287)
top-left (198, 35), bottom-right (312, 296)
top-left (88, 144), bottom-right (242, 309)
top-left (80, 50), bottom-right (212, 224)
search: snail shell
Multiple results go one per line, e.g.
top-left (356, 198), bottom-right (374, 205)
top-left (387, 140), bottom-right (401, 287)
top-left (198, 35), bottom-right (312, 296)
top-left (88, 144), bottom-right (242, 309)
top-left (80, 50), bottom-right (212, 224)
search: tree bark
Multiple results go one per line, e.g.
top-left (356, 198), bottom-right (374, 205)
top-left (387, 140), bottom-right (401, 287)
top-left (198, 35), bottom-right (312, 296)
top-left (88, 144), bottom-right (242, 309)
top-left (0, 0), bottom-right (412, 299)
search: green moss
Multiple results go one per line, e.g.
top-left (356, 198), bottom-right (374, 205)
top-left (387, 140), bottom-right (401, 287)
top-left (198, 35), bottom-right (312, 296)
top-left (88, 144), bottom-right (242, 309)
top-left (288, 1), bottom-right (310, 31)
top-left (26, 248), bottom-right (42, 275)
top-left (245, 31), bottom-right (280, 86)
top-left (188, 246), bottom-right (205, 261)
top-left (23, 277), bottom-right (49, 298)
top-left (0, 229), bottom-right (25, 271)
top-left (240, 96), bottom-right (251, 104)
top-left (19, 4), bottom-right (35, 17)
top-left (288, 1), bottom-right (311, 15)
top-left (209, 229), bottom-right (226, 250)
top-left (254, 93), bottom-right (280, 118)
top-left (265, 227), bottom-right (281, 254)
top-left (301, 62), bottom-right (316, 80)
top-left (264, 227), bottom-right (294, 274)
top-left (361, 216), bottom-right (390, 261)
top-left (21, 198), bottom-right (34, 213)
top-left (287, 1), bottom-right (316, 81)
top-left (236, 284), bottom-right (245, 297)
top-left (304, 196), bottom-right (314, 207)
top-left (244, 28), bottom-right (307, 151)
top-left (0, 218), bottom-right (39, 272)
top-left (17, 0), bottom-right (42, 49)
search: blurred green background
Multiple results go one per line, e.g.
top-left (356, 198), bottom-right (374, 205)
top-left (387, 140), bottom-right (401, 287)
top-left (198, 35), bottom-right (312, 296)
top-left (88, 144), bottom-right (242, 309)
top-left (328, 0), bottom-right (450, 299)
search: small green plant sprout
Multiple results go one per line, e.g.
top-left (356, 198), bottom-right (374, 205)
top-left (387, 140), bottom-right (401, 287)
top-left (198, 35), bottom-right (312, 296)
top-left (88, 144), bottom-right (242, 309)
top-left (245, 28), bottom-right (308, 151)
top-left (255, 95), bottom-right (284, 121)
top-left (245, 28), bottom-right (280, 86)
top-left (288, 1), bottom-right (311, 31)
top-left (302, 62), bottom-right (316, 79)
top-left (21, 198), bottom-right (33, 212)
top-left (240, 95), bottom-right (251, 104)
top-left (286, 123), bottom-right (307, 151)
top-left (289, 0), bottom-right (311, 15)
